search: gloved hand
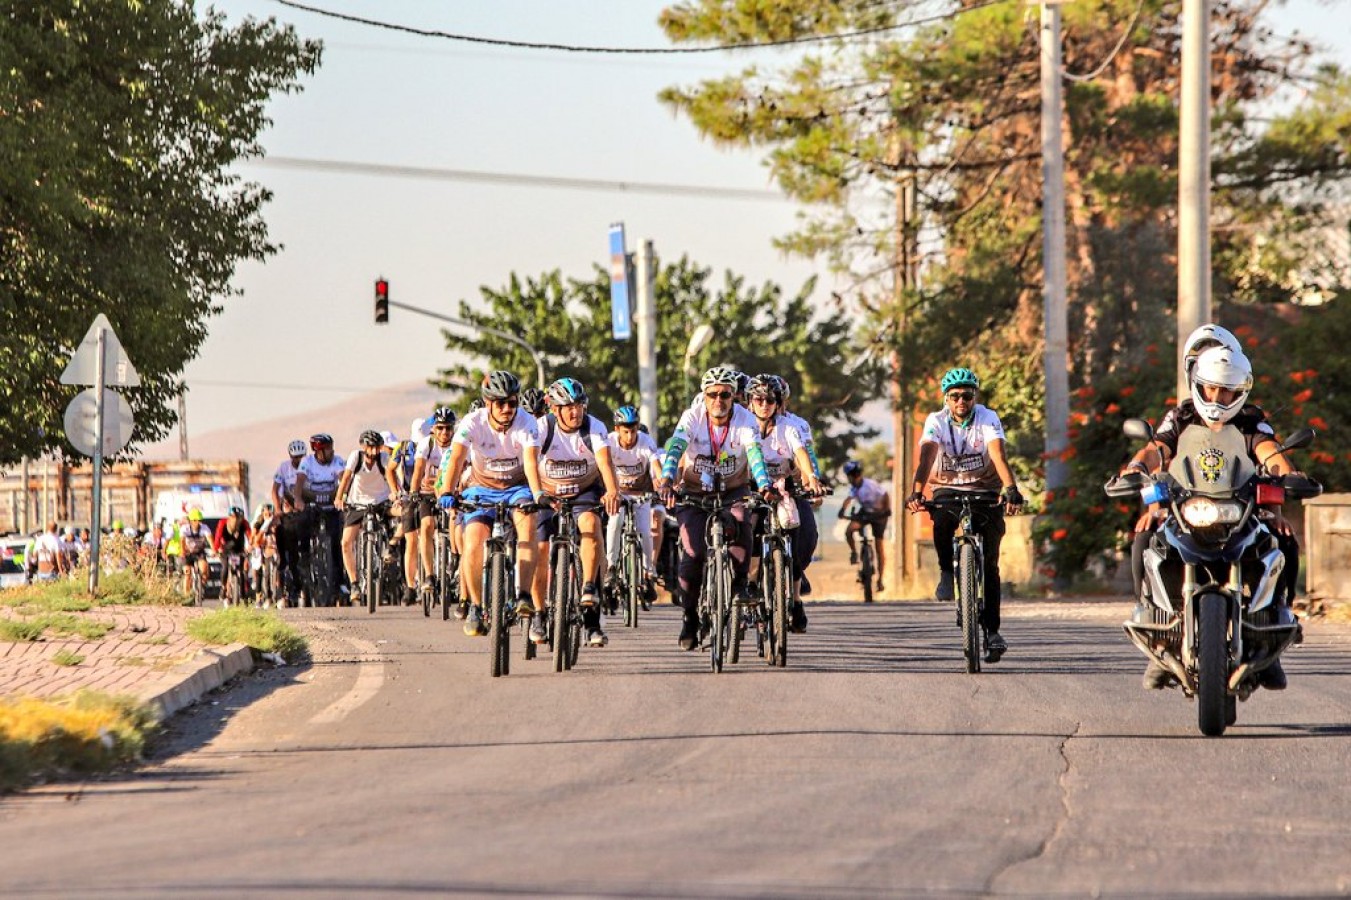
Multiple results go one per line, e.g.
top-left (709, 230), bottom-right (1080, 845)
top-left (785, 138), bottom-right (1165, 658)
top-left (1001, 485), bottom-right (1025, 509)
top-left (437, 494), bottom-right (456, 510)
top-left (906, 491), bottom-right (925, 512)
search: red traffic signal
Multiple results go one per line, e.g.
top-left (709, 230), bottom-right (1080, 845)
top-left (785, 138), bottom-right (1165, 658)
top-left (374, 277), bottom-right (389, 324)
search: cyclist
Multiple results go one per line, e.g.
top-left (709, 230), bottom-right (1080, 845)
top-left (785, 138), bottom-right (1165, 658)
top-left (179, 508), bottom-right (213, 598)
top-left (840, 460), bottom-right (892, 594)
top-left (213, 506), bottom-right (252, 603)
top-left (250, 503), bottom-right (279, 604)
top-left (520, 386), bottom-right (548, 418)
top-left (772, 374), bottom-right (826, 591)
top-left (656, 365), bottom-right (777, 651)
top-left (605, 405), bottom-right (663, 607)
top-left (387, 416), bottom-right (430, 602)
top-left (336, 429), bottom-right (393, 608)
top-left (272, 439), bottom-right (307, 604)
top-left (530, 378), bottom-right (622, 648)
top-left (293, 433), bottom-right (347, 605)
top-left (746, 374), bottom-right (822, 631)
top-left (437, 370), bottom-right (544, 639)
top-left (405, 407), bottom-right (457, 603)
top-left (906, 367), bottom-right (1025, 662)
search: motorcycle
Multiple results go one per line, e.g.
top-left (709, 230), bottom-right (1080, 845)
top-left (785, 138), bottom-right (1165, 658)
top-left (1105, 418), bottom-right (1321, 736)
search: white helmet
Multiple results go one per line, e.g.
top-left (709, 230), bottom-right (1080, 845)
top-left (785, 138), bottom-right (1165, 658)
top-left (1190, 346), bottom-right (1253, 425)
top-left (380, 429), bottom-right (398, 448)
top-left (287, 439), bottom-right (306, 457)
top-left (409, 416), bottom-right (430, 442)
top-left (1182, 324), bottom-right (1243, 388)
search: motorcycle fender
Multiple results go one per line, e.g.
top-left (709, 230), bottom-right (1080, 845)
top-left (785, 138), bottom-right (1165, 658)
top-left (1143, 547), bottom-right (1172, 613)
top-left (1248, 547), bottom-right (1286, 614)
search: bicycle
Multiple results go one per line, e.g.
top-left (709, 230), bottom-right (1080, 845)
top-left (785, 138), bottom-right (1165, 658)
top-left (453, 496), bottom-right (539, 677)
top-left (921, 491), bottom-right (1004, 673)
top-left (673, 490), bottom-right (749, 674)
top-left (351, 501), bottom-right (391, 614)
top-left (741, 484), bottom-right (825, 668)
top-left (541, 494), bottom-right (588, 673)
top-left (222, 552), bottom-right (248, 607)
top-left (186, 555), bottom-right (207, 607)
top-left (842, 509), bottom-right (880, 603)
top-left (607, 493), bottom-right (656, 629)
top-left (432, 504), bottom-right (462, 622)
top-left (304, 508), bottom-right (338, 607)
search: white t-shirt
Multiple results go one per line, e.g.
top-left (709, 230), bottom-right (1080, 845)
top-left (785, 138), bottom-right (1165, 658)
top-left (537, 413), bottom-right (609, 497)
top-left (343, 450), bottom-right (392, 506)
top-left (919, 404), bottom-right (1006, 492)
top-left (452, 408), bottom-right (541, 490)
top-left (668, 403), bottom-right (763, 492)
top-left (413, 436), bottom-right (454, 493)
top-left (298, 453), bottom-right (347, 505)
top-left (755, 415), bottom-right (808, 481)
top-left (607, 430), bottom-right (662, 495)
top-left (848, 477), bottom-right (888, 512)
top-left (273, 459), bottom-right (301, 496)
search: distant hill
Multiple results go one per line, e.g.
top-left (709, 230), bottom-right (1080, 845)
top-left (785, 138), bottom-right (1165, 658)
top-left (138, 381), bottom-right (446, 505)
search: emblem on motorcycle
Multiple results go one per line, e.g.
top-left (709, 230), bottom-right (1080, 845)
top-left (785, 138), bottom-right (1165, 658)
top-left (1196, 447), bottom-right (1226, 484)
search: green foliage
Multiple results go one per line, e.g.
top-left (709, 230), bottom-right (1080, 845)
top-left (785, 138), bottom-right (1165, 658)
top-left (50, 650), bottom-right (85, 667)
top-left (0, 612), bottom-right (112, 642)
top-left (0, 691), bottom-right (157, 793)
top-left (0, 1), bottom-right (321, 465)
top-left (186, 607), bottom-right (307, 662)
top-left (429, 257), bottom-right (874, 469)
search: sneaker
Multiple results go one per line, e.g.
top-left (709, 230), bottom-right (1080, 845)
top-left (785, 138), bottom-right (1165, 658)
top-left (529, 609), bottom-right (550, 644)
top-left (734, 582), bottom-right (756, 605)
top-left (350, 591), bottom-right (363, 608)
top-left (586, 627), bottom-right (608, 648)
top-left (985, 631), bottom-right (1007, 663)
top-left (876, 579), bottom-right (885, 594)
top-left (580, 582), bottom-right (599, 609)
top-left (641, 577), bottom-right (657, 607)
top-left (403, 586), bottom-right (417, 606)
top-left (463, 605), bottom-right (486, 637)
top-left (515, 594), bottom-right (534, 616)
top-left (935, 570), bottom-right (955, 603)
top-left (453, 600), bottom-right (469, 621)
top-left (1256, 659), bottom-right (1288, 691)
top-left (679, 617), bottom-right (700, 651)
top-left (789, 600), bottom-right (808, 634)
top-left (1142, 658), bottom-right (1176, 690)
top-left (799, 574), bottom-right (812, 597)
top-left (849, 550), bottom-right (858, 566)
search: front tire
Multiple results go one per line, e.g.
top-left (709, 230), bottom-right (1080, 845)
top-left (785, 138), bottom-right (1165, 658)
top-left (860, 543), bottom-right (874, 604)
top-left (489, 550), bottom-right (509, 678)
top-left (959, 543), bottom-right (981, 674)
top-left (1197, 591), bottom-right (1231, 736)
top-left (552, 547), bottom-right (572, 673)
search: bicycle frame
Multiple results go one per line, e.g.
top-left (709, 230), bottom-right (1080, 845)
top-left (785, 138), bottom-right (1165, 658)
top-left (923, 492), bottom-right (1001, 673)
top-left (676, 490), bottom-right (746, 674)
top-left (545, 495), bottom-right (586, 673)
top-left (454, 496), bottom-right (534, 678)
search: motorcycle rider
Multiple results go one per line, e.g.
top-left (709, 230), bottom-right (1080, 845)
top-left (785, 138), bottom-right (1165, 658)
top-left (1119, 344), bottom-right (1304, 690)
top-left (907, 367), bottom-right (1025, 662)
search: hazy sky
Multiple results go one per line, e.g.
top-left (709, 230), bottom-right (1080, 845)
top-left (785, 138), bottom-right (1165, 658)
top-left (184, 0), bottom-right (1351, 442)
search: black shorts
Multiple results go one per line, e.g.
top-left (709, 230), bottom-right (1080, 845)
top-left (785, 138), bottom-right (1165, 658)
top-left (402, 494), bottom-right (436, 531)
top-left (344, 502), bottom-right (391, 528)
top-left (850, 513), bottom-right (889, 540)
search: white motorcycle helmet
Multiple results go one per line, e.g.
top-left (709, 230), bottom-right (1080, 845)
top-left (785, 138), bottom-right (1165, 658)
top-left (1190, 345), bottom-right (1253, 425)
top-left (1182, 324), bottom-right (1243, 388)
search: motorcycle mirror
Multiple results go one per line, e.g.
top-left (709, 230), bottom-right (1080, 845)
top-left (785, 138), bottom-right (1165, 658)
top-left (1280, 427), bottom-right (1316, 453)
top-left (1122, 418), bottom-right (1154, 442)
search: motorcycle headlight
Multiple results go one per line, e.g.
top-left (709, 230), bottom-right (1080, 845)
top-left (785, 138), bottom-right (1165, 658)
top-left (1180, 497), bottom-right (1243, 528)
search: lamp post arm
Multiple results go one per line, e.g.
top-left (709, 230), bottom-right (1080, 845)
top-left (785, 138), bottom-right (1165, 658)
top-left (389, 299), bottom-right (547, 388)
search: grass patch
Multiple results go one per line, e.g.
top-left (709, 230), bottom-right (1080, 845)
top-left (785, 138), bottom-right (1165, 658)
top-left (0, 692), bottom-right (158, 793)
top-left (1, 554), bottom-right (186, 612)
top-left (0, 613), bottom-right (114, 643)
top-left (51, 650), bottom-right (84, 667)
top-left (0, 619), bottom-right (48, 642)
top-left (187, 607), bottom-right (307, 662)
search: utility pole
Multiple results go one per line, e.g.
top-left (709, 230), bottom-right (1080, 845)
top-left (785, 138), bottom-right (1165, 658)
top-left (634, 240), bottom-right (659, 440)
top-left (892, 171), bottom-right (919, 594)
top-left (1178, 0), bottom-right (1212, 399)
top-left (178, 391), bottom-right (189, 461)
top-left (1040, 0), bottom-right (1070, 492)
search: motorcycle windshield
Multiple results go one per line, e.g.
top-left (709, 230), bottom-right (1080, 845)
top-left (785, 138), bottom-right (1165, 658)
top-left (1167, 424), bottom-right (1254, 497)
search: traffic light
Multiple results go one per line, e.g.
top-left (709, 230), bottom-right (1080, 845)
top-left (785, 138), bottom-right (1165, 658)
top-left (374, 277), bottom-right (389, 324)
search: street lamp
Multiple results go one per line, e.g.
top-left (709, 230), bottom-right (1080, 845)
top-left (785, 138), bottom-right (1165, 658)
top-left (683, 324), bottom-right (715, 395)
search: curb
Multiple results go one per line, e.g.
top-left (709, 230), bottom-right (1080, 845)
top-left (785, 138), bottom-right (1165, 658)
top-left (136, 643), bottom-right (255, 722)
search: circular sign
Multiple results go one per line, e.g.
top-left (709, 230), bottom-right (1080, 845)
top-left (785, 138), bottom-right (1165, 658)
top-left (64, 388), bottom-right (134, 458)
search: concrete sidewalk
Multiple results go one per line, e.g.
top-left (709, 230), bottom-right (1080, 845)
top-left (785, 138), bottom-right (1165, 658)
top-left (0, 604), bottom-right (253, 720)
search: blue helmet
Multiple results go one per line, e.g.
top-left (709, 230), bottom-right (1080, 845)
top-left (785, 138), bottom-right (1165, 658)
top-left (613, 405), bottom-right (640, 426)
top-left (547, 377), bottom-right (588, 407)
top-left (940, 367), bottom-right (980, 394)
top-left (843, 460), bottom-right (862, 477)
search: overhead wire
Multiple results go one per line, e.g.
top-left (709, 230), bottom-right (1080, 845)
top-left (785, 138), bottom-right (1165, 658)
top-left (270, 0), bottom-right (1012, 54)
top-left (1061, 0), bottom-right (1149, 83)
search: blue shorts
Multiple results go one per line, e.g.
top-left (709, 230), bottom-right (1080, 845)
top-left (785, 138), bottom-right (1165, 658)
top-left (460, 485), bottom-right (535, 528)
top-left (535, 485), bottom-right (603, 541)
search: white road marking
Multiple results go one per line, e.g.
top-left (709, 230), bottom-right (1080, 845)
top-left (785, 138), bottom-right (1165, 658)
top-left (307, 623), bottom-right (386, 726)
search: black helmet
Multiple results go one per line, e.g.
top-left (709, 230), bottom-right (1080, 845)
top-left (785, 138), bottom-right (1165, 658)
top-left (431, 406), bottom-right (456, 427)
top-left (360, 429), bottom-right (383, 448)
top-left (481, 370), bottom-right (520, 401)
top-left (735, 370), bottom-right (751, 395)
top-left (747, 374), bottom-right (782, 404)
top-left (520, 387), bottom-right (547, 417)
top-left (468, 398), bottom-right (485, 412)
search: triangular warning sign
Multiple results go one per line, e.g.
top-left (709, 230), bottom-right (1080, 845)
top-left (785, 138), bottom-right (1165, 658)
top-left (60, 313), bottom-right (141, 387)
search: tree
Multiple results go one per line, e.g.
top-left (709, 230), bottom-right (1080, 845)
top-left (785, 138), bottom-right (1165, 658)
top-left (429, 256), bottom-right (875, 470)
top-left (658, 0), bottom-right (1351, 580)
top-left (0, 1), bottom-right (321, 464)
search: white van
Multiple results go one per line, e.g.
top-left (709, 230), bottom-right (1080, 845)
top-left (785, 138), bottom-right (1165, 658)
top-left (152, 485), bottom-right (248, 533)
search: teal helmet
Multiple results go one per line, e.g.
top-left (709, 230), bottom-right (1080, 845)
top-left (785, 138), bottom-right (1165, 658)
top-left (940, 368), bottom-right (980, 394)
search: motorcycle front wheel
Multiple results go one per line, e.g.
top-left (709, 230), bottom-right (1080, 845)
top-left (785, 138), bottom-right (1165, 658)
top-left (1197, 591), bottom-right (1231, 737)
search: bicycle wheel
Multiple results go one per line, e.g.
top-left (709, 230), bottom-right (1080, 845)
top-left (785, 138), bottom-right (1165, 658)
top-left (488, 549), bottom-right (510, 677)
top-left (625, 543), bottom-right (640, 629)
top-left (227, 567), bottom-right (241, 607)
top-left (711, 553), bottom-right (731, 673)
top-left (437, 532), bottom-right (452, 621)
top-left (421, 552), bottom-right (432, 617)
top-left (770, 545), bottom-right (789, 668)
top-left (193, 568), bottom-right (204, 607)
top-left (860, 542), bottom-right (874, 604)
top-left (311, 541), bottom-right (331, 607)
top-left (363, 533), bottom-right (379, 614)
top-left (552, 546), bottom-right (572, 673)
top-left (959, 542), bottom-right (981, 674)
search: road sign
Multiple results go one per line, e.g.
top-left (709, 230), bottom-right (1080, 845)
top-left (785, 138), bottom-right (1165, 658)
top-left (60, 314), bottom-right (141, 387)
top-left (608, 223), bottom-right (633, 341)
top-left (64, 388), bottom-right (134, 458)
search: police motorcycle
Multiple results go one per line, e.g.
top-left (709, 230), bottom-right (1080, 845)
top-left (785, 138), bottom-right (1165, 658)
top-left (1105, 418), bottom-right (1321, 736)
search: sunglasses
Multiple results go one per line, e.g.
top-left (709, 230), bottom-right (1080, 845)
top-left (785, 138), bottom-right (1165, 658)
top-left (705, 391), bottom-right (734, 401)
top-left (489, 398), bottom-right (519, 408)
top-left (432, 424), bottom-right (452, 431)
top-left (946, 390), bottom-right (975, 402)
top-left (750, 395), bottom-right (777, 404)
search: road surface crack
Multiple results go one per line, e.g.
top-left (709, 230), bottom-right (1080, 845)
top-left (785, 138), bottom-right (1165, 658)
top-left (986, 721), bottom-right (1081, 894)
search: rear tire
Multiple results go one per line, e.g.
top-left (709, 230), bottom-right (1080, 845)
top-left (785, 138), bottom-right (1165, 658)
top-left (1197, 591), bottom-right (1230, 736)
top-left (489, 550), bottom-right (509, 678)
top-left (625, 546), bottom-right (640, 629)
top-left (771, 545), bottom-right (789, 668)
top-left (364, 535), bottom-right (378, 614)
top-left (552, 547), bottom-right (572, 674)
top-left (959, 543), bottom-right (981, 674)
top-left (860, 543), bottom-right (874, 604)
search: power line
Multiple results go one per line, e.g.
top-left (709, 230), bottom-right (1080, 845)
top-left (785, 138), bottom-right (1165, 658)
top-left (271, 0), bottom-right (1011, 54)
top-left (1062, 0), bottom-right (1148, 83)
top-left (243, 155), bottom-right (787, 202)
top-left (190, 378), bottom-right (436, 396)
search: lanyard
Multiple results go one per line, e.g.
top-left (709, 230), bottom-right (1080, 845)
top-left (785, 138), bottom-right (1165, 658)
top-left (707, 415), bottom-right (729, 463)
top-left (947, 415), bottom-right (972, 457)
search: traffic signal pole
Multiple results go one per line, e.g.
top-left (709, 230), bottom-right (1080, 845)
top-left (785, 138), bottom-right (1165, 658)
top-left (380, 295), bottom-right (547, 390)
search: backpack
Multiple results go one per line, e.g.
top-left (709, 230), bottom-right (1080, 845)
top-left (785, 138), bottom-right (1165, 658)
top-left (540, 414), bottom-right (591, 456)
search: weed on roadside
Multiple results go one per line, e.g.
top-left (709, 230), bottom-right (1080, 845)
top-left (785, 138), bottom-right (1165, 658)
top-left (0, 692), bottom-right (158, 793)
top-left (51, 650), bottom-right (84, 666)
top-left (186, 607), bottom-right (307, 662)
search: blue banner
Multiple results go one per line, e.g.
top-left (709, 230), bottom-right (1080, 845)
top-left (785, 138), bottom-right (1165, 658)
top-left (608, 223), bottom-right (632, 341)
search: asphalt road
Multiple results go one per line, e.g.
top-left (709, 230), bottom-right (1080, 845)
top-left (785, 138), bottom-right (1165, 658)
top-left (3, 598), bottom-right (1350, 898)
